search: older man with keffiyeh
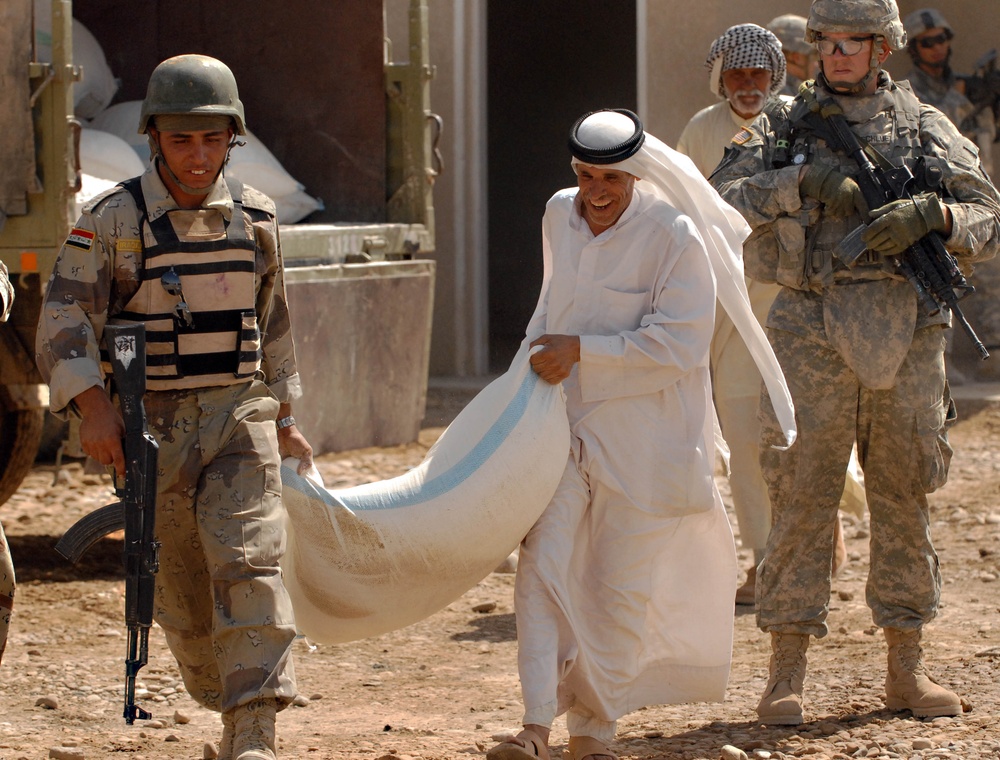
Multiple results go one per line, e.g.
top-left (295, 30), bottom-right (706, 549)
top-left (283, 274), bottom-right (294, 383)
top-left (677, 24), bottom-right (791, 606)
top-left (677, 23), bottom-right (786, 178)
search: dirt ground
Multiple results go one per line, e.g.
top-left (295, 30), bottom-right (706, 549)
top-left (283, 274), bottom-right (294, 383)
top-left (0, 383), bottom-right (999, 760)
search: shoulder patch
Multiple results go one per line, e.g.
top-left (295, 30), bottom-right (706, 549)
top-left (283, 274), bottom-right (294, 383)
top-left (66, 227), bottom-right (95, 251)
top-left (732, 126), bottom-right (756, 145)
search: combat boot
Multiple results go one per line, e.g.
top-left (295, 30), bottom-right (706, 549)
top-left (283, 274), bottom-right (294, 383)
top-left (226, 698), bottom-right (277, 760)
top-left (884, 627), bottom-right (962, 718)
top-left (756, 632), bottom-right (809, 725)
top-left (217, 710), bottom-right (235, 760)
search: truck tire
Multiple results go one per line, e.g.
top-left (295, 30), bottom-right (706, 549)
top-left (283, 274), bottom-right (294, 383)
top-left (0, 390), bottom-right (45, 507)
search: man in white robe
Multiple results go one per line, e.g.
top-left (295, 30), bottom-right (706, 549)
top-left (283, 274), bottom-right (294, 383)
top-left (487, 110), bottom-right (795, 760)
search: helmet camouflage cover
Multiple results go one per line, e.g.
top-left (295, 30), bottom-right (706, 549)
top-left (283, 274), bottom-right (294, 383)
top-left (806, 0), bottom-right (907, 51)
top-left (768, 14), bottom-right (812, 56)
top-left (902, 8), bottom-right (953, 42)
top-left (139, 54), bottom-right (246, 135)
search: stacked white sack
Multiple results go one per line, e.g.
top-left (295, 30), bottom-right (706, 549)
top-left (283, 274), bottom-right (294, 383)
top-left (72, 18), bottom-right (119, 119)
top-left (279, 343), bottom-right (570, 644)
top-left (89, 100), bottom-right (323, 223)
top-left (74, 128), bottom-right (147, 218)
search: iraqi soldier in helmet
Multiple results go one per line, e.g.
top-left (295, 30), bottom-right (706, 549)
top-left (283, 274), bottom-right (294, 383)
top-left (712, 0), bottom-right (1000, 726)
top-left (767, 14), bottom-right (820, 97)
top-left (36, 54), bottom-right (314, 760)
top-left (903, 8), bottom-right (995, 178)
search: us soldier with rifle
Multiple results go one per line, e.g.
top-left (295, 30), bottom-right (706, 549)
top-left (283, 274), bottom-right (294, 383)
top-left (36, 55), bottom-right (313, 760)
top-left (902, 8), bottom-right (996, 180)
top-left (712, 0), bottom-right (1000, 726)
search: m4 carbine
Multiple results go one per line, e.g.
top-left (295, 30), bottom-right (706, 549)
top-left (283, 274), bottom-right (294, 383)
top-left (812, 96), bottom-right (990, 360)
top-left (55, 323), bottom-right (160, 724)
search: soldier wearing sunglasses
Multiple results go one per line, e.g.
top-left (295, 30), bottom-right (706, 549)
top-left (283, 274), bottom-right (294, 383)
top-left (903, 8), bottom-right (995, 179)
top-left (712, 0), bottom-right (1000, 728)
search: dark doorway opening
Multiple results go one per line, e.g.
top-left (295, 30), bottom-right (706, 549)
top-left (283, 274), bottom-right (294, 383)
top-left (486, 2), bottom-right (637, 372)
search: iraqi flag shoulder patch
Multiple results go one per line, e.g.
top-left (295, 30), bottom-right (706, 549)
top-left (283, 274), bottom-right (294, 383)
top-left (66, 228), bottom-right (96, 251)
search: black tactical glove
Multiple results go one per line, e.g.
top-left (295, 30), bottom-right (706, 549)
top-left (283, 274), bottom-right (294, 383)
top-left (862, 193), bottom-right (948, 257)
top-left (799, 164), bottom-right (868, 218)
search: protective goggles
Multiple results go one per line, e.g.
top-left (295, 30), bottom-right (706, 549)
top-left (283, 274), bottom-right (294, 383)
top-left (815, 36), bottom-right (875, 56)
top-left (916, 31), bottom-right (952, 49)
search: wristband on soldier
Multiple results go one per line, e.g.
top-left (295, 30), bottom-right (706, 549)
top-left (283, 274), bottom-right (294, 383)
top-left (276, 415), bottom-right (296, 429)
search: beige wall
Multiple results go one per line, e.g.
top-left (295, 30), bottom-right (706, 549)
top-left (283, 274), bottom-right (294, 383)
top-left (643, 0), bottom-right (1000, 146)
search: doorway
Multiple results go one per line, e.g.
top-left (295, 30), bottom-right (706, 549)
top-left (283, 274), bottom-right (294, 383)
top-left (486, 2), bottom-right (637, 371)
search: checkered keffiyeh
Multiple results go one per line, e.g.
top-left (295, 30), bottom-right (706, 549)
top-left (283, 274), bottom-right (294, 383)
top-left (705, 23), bottom-right (787, 98)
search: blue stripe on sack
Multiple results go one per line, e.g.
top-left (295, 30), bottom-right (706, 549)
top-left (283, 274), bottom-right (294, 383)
top-left (282, 368), bottom-right (539, 512)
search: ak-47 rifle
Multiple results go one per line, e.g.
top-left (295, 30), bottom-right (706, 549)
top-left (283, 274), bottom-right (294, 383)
top-left (810, 95), bottom-right (991, 360)
top-left (959, 49), bottom-right (1000, 138)
top-left (55, 323), bottom-right (160, 724)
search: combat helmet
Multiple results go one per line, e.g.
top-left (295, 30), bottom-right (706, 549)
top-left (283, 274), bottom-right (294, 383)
top-left (768, 14), bottom-right (812, 56)
top-left (138, 54), bottom-right (246, 135)
top-left (807, 0), bottom-right (905, 95)
top-left (903, 8), bottom-right (953, 42)
top-left (806, 0), bottom-right (907, 52)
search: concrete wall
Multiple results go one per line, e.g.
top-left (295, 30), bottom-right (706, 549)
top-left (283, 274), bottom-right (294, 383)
top-left (284, 261), bottom-right (435, 452)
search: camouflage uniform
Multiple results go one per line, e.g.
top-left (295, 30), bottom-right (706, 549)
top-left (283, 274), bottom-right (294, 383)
top-left (909, 61), bottom-right (1000, 374)
top-left (36, 165), bottom-right (300, 712)
top-left (711, 72), bottom-right (1000, 638)
top-left (0, 261), bottom-right (12, 665)
top-left (903, 10), bottom-right (1000, 372)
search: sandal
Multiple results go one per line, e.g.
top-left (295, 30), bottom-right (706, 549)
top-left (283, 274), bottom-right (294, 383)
top-left (486, 729), bottom-right (550, 760)
top-left (567, 735), bottom-right (618, 760)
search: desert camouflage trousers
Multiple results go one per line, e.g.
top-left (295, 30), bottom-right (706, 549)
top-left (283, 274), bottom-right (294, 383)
top-left (757, 314), bottom-right (950, 637)
top-left (142, 380), bottom-right (297, 712)
top-left (0, 520), bottom-right (12, 666)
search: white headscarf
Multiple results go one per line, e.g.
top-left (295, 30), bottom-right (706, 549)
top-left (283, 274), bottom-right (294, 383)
top-left (706, 23), bottom-right (787, 98)
top-left (564, 110), bottom-right (796, 447)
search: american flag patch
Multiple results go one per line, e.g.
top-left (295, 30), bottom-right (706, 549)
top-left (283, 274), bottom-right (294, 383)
top-left (731, 127), bottom-right (755, 145)
top-left (66, 228), bottom-right (95, 251)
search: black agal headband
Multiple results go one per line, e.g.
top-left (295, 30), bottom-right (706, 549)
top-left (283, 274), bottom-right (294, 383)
top-left (568, 109), bottom-right (645, 165)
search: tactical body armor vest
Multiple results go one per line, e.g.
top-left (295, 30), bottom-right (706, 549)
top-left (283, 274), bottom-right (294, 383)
top-left (101, 177), bottom-right (265, 390)
top-left (760, 78), bottom-right (941, 291)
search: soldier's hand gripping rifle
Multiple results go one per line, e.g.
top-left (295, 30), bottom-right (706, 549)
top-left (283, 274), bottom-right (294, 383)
top-left (959, 49), bottom-right (1000, 137)
top-left (55, 324), bottom-right (160, 724)
top-left (817, 97), bottom-right (991, 360)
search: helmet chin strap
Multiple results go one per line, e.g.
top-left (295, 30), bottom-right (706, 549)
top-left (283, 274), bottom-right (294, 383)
top-left (147, 134), bottom-right (241, 197)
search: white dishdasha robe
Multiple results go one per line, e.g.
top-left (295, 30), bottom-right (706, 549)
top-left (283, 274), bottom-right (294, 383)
top-left (515, 186), bottom-right (739, 740)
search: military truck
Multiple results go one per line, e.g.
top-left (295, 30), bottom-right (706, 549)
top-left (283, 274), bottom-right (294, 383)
top-left (0, 0), bottom-right (439, 505)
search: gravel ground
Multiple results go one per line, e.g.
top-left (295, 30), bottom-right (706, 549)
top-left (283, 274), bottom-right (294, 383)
top-left (0, 383), bottom-right (998, 760)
